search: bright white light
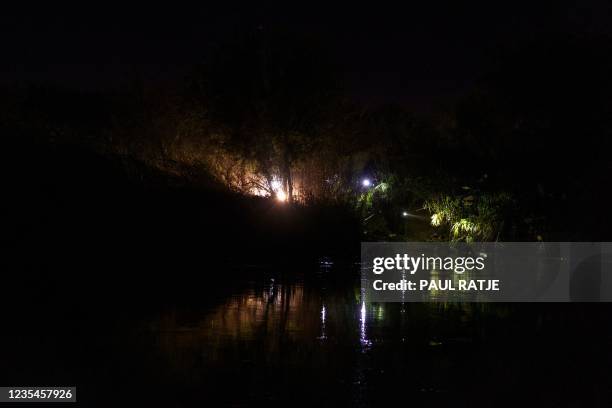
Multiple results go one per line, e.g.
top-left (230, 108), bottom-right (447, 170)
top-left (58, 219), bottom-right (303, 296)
top-left (276, 191), bottom-right (287, 202)
top-left (360, 301), bottom-right (370, 348)
top-left (271, 179), bottom-right (282, 190)
top-left (362, 178), bottom-right (371, 187)
top-left (402, 211), bottom-right (409, 217)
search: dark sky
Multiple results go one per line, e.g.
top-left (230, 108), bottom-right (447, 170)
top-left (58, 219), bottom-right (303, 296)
top-left (2, 2), bottom-right (611, 109)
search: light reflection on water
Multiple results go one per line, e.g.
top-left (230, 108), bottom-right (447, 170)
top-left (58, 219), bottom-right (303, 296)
top-left (360, 302), bottom-right (371, 350)
top-left (318, 304), bottom-right (327, 340)
top-left (152, 273), bottom-right (493, 364)
top-left (150, 272), bottom-right (492, 388)
top-left (144, 269), bottom-right (606, 406)
top-left (154, 279), bottom-right (354, 356)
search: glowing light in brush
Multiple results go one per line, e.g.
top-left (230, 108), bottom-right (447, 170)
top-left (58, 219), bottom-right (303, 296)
top-left (270, 177), bottom-right (287, 202)
top-left (276, 190), bottom-right (287, 202)
top-left (271, 179), bottom-right (282, 190)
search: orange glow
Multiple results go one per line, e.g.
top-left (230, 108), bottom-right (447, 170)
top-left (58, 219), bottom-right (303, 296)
top-left (276, 191), bottom-right (287, 202)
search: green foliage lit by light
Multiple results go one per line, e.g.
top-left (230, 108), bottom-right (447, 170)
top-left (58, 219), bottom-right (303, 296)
top-left (357, 181), bottom-right (390, 213)
top-left (424, 191), bottom-right (513, 242)
top-left (357, 180), bottom-right (394, 239)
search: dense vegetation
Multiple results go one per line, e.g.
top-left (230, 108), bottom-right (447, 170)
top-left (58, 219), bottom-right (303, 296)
top-left (3, 29), bottom-right (611, 243)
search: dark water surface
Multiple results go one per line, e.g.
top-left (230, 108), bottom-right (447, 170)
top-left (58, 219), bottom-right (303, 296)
top-left (2, 263), bottom-right (612, 407)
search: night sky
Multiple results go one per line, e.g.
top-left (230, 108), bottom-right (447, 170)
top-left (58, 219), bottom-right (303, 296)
top-left (2, 2), bottom-right (611, 109)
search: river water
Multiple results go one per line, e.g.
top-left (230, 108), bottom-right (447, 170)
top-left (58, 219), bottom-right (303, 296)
top-left (2, 262), bottom-right (612, 407)
top-left (142, 263), bottom-right (612, 407)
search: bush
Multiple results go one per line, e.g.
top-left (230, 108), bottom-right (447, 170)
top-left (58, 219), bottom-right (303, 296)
top-left (424, 191), bottom-right (514, 242)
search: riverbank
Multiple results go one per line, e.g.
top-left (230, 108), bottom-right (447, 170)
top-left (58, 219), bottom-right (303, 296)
top-left (4, 139), bottom-right (364, 311)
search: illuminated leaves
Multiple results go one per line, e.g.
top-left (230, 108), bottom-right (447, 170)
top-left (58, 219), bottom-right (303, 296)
top-left (425, 192), bottom-right (513, 242)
